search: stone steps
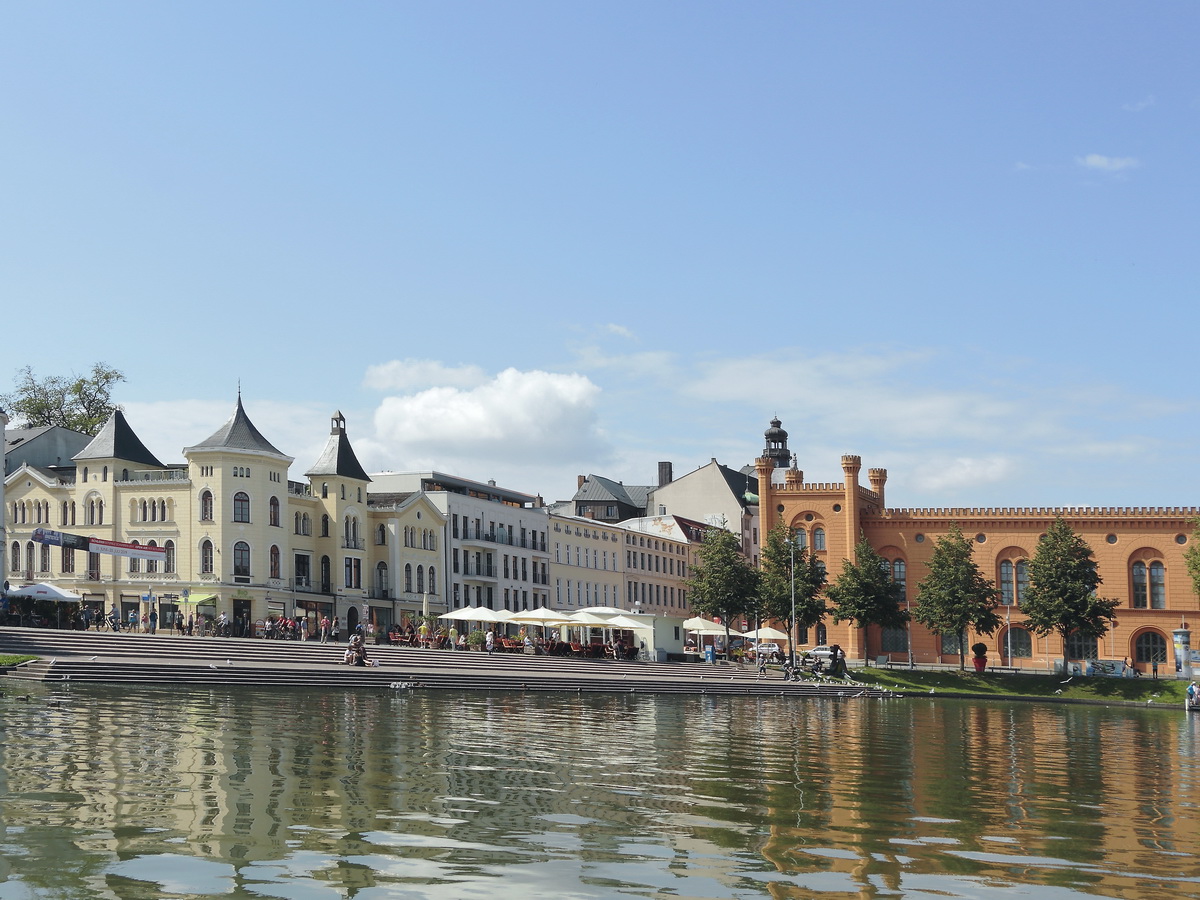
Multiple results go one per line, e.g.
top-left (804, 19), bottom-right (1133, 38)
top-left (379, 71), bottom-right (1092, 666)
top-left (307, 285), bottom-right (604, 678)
top-left (0, 628), bottom-right (890, 699)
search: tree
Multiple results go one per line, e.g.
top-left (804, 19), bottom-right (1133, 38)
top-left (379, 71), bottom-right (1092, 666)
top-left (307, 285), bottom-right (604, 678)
top-left (686, 524), bottom-right (759, 653)
top-left (827, 534), bottom-right (909, 663)
top-left (1022, 517), bottom-right (1120, 675)
top-left (912, 523), bottom-right (1002, 670)
top-left (758, 523), bottom-right (827, 664)
top-left (1, 362), bottom-right (125, 435)
top-left (1183, 517), bottom-right (1200, 604)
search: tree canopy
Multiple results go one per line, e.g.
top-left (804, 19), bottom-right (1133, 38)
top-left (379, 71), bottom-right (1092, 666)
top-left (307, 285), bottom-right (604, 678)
top-left (912, 523), bottom-right (1002, 670)
top-left (758, 523), bottom-right (827, 662)
top-left (827, 534), bottom-right (908, 661)
top-left (1, 363), bottom-right (125, 436)
top-left (686, 524), bottom-right (758, 648)
top-left (1183, 517), bottom-right (1200, 604)
top-left (1022, 517), bottom-right (1120, 674)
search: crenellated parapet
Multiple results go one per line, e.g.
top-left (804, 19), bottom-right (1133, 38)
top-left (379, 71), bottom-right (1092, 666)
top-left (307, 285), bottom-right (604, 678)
top-left (874, 506), bottom-right (1200, 520)
top-left (840, 454), bottom-right (862, 476)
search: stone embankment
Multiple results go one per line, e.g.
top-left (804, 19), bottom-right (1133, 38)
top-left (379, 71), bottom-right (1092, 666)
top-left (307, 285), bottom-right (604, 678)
top-left (0, 627), bottom-right (893, 700)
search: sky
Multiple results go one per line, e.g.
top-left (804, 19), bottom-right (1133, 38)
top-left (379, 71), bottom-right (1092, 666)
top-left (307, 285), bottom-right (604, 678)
top-left (3, 2), bottom-right (1198, 509)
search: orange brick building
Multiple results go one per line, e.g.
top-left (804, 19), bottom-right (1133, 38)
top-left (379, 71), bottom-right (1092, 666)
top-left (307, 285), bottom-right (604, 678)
top-left (754, 419), bottom-right (1197, 674)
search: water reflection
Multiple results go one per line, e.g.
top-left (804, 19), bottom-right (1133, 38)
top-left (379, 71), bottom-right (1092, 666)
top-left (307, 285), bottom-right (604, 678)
top-left (0, 685), bottom-right (1197, 898)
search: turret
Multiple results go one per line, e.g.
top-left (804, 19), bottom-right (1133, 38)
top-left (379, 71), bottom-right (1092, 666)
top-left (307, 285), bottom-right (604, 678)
top-left (868, 468), bottom-right (887, 509)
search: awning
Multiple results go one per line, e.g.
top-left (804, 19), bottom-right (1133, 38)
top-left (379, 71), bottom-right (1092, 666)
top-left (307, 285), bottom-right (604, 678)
top-left (190, 595), bottom-right (217, 606)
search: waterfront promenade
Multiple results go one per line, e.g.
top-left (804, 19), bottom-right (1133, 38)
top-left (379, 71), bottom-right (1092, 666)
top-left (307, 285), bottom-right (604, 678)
top-left (0, 627), bottom-right (892, 699)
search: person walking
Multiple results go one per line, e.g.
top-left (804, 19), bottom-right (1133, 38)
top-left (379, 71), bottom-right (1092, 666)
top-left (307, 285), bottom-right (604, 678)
top-left (485, 628), bottom-right (495, 655)
top-left (448, 625), bottom-right (458, 651)
top-left (319, 615), bottom-right (330, 643)
top-left (331, 616), bottom-right (341, 643)
top-left (148, 608), bottom-right (158, 635)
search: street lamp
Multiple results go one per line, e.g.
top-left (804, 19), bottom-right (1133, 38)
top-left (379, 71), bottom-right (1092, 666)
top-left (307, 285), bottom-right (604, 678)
top-left (789, 534), bottom-right (796, 669)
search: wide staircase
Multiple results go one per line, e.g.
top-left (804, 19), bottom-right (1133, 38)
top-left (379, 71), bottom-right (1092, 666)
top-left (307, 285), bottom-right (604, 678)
top-left (0, 627), bottom-right (894, 699)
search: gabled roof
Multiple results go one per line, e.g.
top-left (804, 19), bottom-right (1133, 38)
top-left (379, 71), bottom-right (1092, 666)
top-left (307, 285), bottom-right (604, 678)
top-left (305, 411), bottom-right (370, 482)
top-left (186, 395), bottom-right (290, 459)
top-left (717, 463), bottom-right (758, 506)
top-left (73, 410), bottom-right (164, 467)
top-left (574, 474), bottom-right (653, 509)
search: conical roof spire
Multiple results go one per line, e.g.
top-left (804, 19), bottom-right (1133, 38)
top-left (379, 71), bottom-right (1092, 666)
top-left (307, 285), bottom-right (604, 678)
top-left (73, 410), bottom-right (164, 467)
top-left (306, 411), bottom-right (370, 481)
top-left (186, 395), bottom-right (290, 459)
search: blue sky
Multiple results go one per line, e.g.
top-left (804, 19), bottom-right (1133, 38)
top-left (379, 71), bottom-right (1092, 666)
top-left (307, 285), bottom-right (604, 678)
top-left (3, 3), bottom-right (1197, 508)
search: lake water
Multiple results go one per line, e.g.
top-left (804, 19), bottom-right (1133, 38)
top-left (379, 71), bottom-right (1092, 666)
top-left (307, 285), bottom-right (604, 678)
top-left (0, 683), bottom-right (1197, 899)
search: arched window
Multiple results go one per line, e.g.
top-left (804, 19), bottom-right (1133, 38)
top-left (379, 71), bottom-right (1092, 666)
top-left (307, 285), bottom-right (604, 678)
top-left (97, 499), bottom-right (104, 525)
top-left (321, 515), bottom-right (330, 537)
top-left (891, 559), bottom-right (906, 594)
top-left (200, 490), bottom-right (214, 522)
top-left (201, 540), bottom-right (214, 574)
top-left (146, 540), bottom-right (158, 574)
top-left (416, 565), bottom-right (425, 594)
top-left (1066, 631), bottom-right (1098, 660)
top-left (999, 558), bottom-right (1030, 606)
top-left (270, 545), bottom-right (281, 579)
top-left (159, 499), bottom-right (167, 521)
top-left (321, 482), bottom-right (328, 499)
top-left (813, 528), bottom-right (826, 551)
top-left (1135, 631), bottom-right (1168, 664)
top-left (269, 496), bottom-right (280, 527)
top-left (302, 513), bottom-right (311, 536)
top-left (404, 563), bottom-right (413, 593)
top-left (233, 492), bottom-right (250, 523)
top-left (10, 541), bottom-right (21, 572)
top-left (376, 562), bottom-right (389, 594)
top-left (61, 501), bottom-right (69, 526)
top-left (233, 541), bottom-right (251, 578)
top-left (816, 623), bottom-right (827, 645)
top-left (102, 466), bottom-right (107, 482)
top-left (1003, 627), bottom-right (1032, 658)
top-left (376, 524), bottom-right (387, 545)
top-left (82, 466), bottom-right (88, 483)
top-left (1132, 561), bottom-right (1166, 609)
top-left (321, 555), bottom-right (331, 593)
top-left (141, 500), bottom-right (149, 522)
top-left (429, 567), bottom-right (437, 594)
top-left (294, 512), bottom-right (301, 533)
top-left (165, 540), bottom-right (176, 574)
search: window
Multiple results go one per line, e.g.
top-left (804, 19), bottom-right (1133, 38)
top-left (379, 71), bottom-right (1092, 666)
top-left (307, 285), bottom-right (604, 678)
top-left (233, 492), bottom-right (250, 523)
top-left (377, 524), bottom-right (387, 545)
top-left (1066, 631), bottom-right (1098, 660)
top-left (201, 540), bottom-right (214, 574)
top-left (999, 559), bottom-right (1030, 606)
top-left (1003, 627), bottom-right (1032, 658)
top-left (269, 496), bottom-right (280, 527)
top-left (813, 528), bottom-right (826, 551)
top-left (941, 631), bottom-right (963, 656)
top-left (129, 541), bottom-right (141, 574)
top-left (1132, 561), bottom-right (1166, 609)
top-left (233, 541), bottom-right (250, 579)
top-left (321, 515), bottom-right (330, 537)
top-left (270, 545), bottom-right (281, 579)
top-left (429, 567), bottom-right (437, 594)
top-left (416, 565), bottom-right (425, 594)
top-left (881, 625), bottom-right (908, 653)
top-left (39, 542), bottom-right (51, 573)
top-left (165, 541), bottom-right (176, 574)
top-left (1135, 631), bottom-right (1168, 664)
top-left (62, 546), bottom-right (75, 573)
top-left (405, 564), bottom-right (413, 593)
top-left (200, 490), bottom-right (214, 522)
top-left (890, 559), bottom-right (906, 594)
top-left (146, 541), bottom-right (158, 574)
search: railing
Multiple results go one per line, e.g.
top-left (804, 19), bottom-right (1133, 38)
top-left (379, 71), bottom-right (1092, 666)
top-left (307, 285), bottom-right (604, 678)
top-left (463, 565), bottom-right (496, 578)
top-left (115, 470), bottom-right (190, 484)
top-left (288, 481), bottom-right (312, 497)
top-left (341, 538), bottom-right (365, 550)
top-left (293, 576), bottom-right (311, 592)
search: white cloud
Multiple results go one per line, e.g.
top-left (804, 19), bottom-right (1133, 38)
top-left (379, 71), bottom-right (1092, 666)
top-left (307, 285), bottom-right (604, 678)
top-left (1122, 95), bottom-right (1155, 112)
top-left (604, 323), bottom-right (636, 339)
top-left (908, 455), bottom-right (1016, 495)
top-left (363, 359), bottom-right (487, 392)
top-left (369, 368), bottom-right (609, 494)
top-left (1076, 154), bottom-right (1140, 172)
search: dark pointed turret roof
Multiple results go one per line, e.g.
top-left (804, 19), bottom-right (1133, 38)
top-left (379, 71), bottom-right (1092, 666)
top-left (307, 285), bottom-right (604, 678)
top-left (186, 395), bottom-right (289, 458)
top-left (73, 410), bottom-right (164, 467)
top-left (305, 411), bottom-right (371, 482)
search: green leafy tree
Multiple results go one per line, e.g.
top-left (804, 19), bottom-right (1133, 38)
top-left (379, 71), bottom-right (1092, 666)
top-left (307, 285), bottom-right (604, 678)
top-left (1022, 517), bottom-right (1120, 675)
top-left (827, 534), bottom-right (909, 663)
top-left (912, 523), bottom-right (1002, 670)
top-left (1183, 518), bottom-right (1200, 604)
top-left (758, 523), bottom-right (827, 663)
top-left (686, 524), bottom-right (759, 652)
top-left (1, 362), bottom-right (125, 435)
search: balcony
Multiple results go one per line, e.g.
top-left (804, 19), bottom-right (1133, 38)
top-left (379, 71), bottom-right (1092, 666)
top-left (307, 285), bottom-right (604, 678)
top-left (341, 538), bottom-right (365, 550)
top-left (293, 576), bottom-right (312, 593)
top-left (462, 564), bottom-right (496, 580)
top-left (459, 530), bottom-right (498, 546)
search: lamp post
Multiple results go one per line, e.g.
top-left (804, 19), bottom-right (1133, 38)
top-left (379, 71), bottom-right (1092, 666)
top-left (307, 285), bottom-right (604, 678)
top-left (789, 535), bottom-right (796, 669)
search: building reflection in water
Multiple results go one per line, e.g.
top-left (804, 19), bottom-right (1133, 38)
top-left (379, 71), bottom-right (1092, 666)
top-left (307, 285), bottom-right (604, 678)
top-left (0, 686), bottom-right (1197, 898)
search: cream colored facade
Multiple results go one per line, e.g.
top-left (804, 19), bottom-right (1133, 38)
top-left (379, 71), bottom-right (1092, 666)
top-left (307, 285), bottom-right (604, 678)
top-left (548, 512), bottom-right (625, 611)
top-left (3, 402), bottom-right (446, 633)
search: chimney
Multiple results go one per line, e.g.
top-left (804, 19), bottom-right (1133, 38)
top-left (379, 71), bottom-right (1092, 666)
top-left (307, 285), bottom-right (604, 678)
top-left (577, 475), bottom-right (586, 489)
top-left (658, 461), bottom-right (673, 487)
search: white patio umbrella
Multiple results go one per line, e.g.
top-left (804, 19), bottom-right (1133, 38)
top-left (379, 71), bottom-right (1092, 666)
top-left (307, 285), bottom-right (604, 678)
top-left (604, 614), bottom-right (655, 631)
top-left (438, 606), bottom-right (509, 623)
top-left (508, 607), bottom-right (575, 626)
top-left (742, 626), bottom-right (790, 641)
top-left (682, 616), bottom-right (740, 635)
top-left (7, 583), bottom-right (83, 602)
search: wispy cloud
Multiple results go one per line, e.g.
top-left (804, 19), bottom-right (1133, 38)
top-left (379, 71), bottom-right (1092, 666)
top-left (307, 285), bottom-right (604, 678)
top-left (363, 359), bottom-right (487, 392)
top-left (1076, 153), bottom-right (1140, 172)
top-left (1122, 95), bottom-right (1156, 112)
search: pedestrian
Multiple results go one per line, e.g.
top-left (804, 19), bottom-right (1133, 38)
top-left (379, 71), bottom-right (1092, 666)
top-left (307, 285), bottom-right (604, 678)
top-left (187, 613), bottom-right (194, 637)
top-left (82, 607), bottom-right (93, 631)
top-left (485, 628), bottom-right (495, 655)
top-left (448, 625), bottom-right (458, 651)
top-left (331, 616), bottom-right (340, 642)
top-left (148, 608), bottom-right (158, 635)
top-left (109, 606), bottom-right (121, 633)
top-left (320, 615), bottom-right (330, 643)
top-left (176, 613), bottom-right (185, 636)
top-left (129, 609), bottom-right (139, 632)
